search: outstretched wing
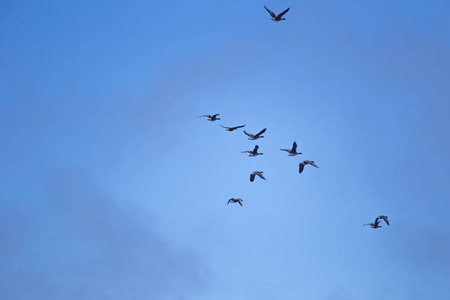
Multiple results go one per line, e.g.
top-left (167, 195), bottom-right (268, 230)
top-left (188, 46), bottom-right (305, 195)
top-left (379, 215), bottom-right (390, 226)
top-left (221, 125), bottom-right (229, 129)
top-left (212, 114), bottom-right (220, 118)
top-left (292, 141), bottom-right (297, 152)
top-left (253, 145), bottom-right (259, 154)
top-left (243, 130), bottom-right (253, 138)
top-left (199, 115), bottom-right (211, 118)
top-left (280, 149), bottom-right (290, 152)
top-left (227, 199), bottom-right (232, 205)
top-left (255, 128), bottom-right (267, 137)
top-left (232, 124), bottom-right (245, 130)
top-left (299, 162), bottom-right (305, 173)
top-left (237, 199), bottom-right (243, 206)
top-left (308, 161), bottom-right (319, 168)
top-left (264, 6), bottom-right (276, 18)
top-left (374, 217), bottom-right (381, 226)
top-left (241, 150), bottom-right (252, 153)
top-left (256, 172), bottom-right (266, 180)
top-left (278, 7), bottom-right (290, 18)
top-left (250, 173), bottom-right (255, 182)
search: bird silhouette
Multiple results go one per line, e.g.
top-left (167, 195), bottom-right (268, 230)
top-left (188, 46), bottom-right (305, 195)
top-left (243, 128), bottom-right (266, 140)
top-left (299, 160), bottom-right (319, 173)
top-left (250, 171), bottom-right (266, 182)
top-left (264, 6), bottom-right (290, 21)
top-left (242, 145), bottom-right (263, 157)
top-left (364, 216), bottom-right (390, 228)
top-left (199, 114), bottom-right (220, 121)
top-left (227, 198), bottom-right (243, 206)
top-left (221, 124), bottom-right (245, 131)
top-left (281, 141), bottom-right (302, 156)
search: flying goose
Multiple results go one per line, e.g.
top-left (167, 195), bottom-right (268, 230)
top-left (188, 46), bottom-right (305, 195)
top-left (244, 128), bottom-right (266, 140)
top-left (250, 171), bottom-right (266, 182)
top-left (242, 145), bottom-right (263, 157)
top-left (221, 124), bottom-right (245, 131)
top-left (227, 198), bottom-right (243, 206)
top-left (199, 114), bottom-right (220, 121)
top-left (364, 216), bottom-right (390, 229)
top-left (299, 160), bottom-right (319, 173)
top-left (281, 141), bottom-right (302, 156)
top-left (264, 6), bottom-right (290, 21)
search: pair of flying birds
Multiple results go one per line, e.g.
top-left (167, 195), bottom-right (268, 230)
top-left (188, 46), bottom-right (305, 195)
top-left (281, 142), bottom-right (319, 173)
top-left (242, 142), bottom-right (319, 174)
top-left (227, 173), bottom-right (263, 206)
top-left (225, 126), bottom-right (267, 140)
top-left (280, 142), bottom-right (319, 172)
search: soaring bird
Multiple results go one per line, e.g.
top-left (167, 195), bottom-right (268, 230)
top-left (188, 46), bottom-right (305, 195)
top-left (227, 198), bottom-right (243, 206)
top-left (364, 216), bottom-right (390, 228)
top-left (242, 145), bottom-right (263, 157)
top-left (221, 124), bottom-right (245, 131)
top-left (264, 6), bottom-right (290, 21)
top-left (250, 171), bottom-right (266, 182)
top-left (199, 114), bottom-right (220, 121)
top-left (299, 160), bottom-right (319, 173)
top-left (281, 141), bottom-right (302, 156)
top-left (244, 128), bottom-right (266, 140)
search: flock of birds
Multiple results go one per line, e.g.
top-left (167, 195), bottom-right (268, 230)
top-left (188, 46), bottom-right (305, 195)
top-left (201, 114), bottom-right (319, 207)
top-left (200, 7), bottom-right (390, 230)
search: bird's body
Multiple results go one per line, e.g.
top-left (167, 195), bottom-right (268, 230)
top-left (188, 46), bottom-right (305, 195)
top-left (281, 141), bottom-right (302, 156)
top-left (221, 124), bottom-right (245, 131)
top-left (228, 198), bottom-right (243, 206)
top-left (264, 6), bottom-right (290, 21)
top-left (250, 171), bottom-right (266, 182)
top-left (244, 128), bottom-right (266, 140)
top-left (364, 216), bottom-right (390, 228)
top-left (200, 114), bottom-right (220, 121)
top-left (364, 218), bottom-right (382, 229)
top-left (242, 145), bottom-right (263, 157)
top-left (299, 160), bottom-right (319, 173)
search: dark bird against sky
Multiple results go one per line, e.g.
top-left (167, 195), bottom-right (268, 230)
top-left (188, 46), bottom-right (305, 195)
top-left (199, 114), bottom-right (220, 121)
top-left (299, 160), bottom-right (319, 173)
top-left (264, 6), bottom-right (290, 21)
top-left (281, 141), bottom-right (302, 156)
top-left (244, 128), bottom-right (266, 140)
top-left (220, 124), bottom-right (245, 131)
top-left (242, 145), bottom-right (263, 157)
top-left (364, 216), bottom-right (390, 229)
top-left (250, 171), bottom-right (266, 182)
top-left (227, 198), bottom-right (243, 206)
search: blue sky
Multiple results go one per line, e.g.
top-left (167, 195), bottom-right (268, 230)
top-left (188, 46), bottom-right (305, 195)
top-left (1, 0), bottom-right (450, 299)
